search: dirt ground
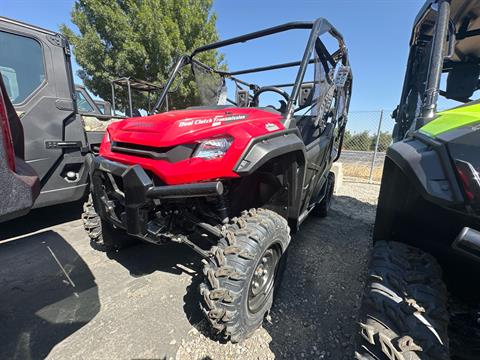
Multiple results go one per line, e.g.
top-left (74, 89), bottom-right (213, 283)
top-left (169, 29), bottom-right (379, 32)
top-left (0, 181), bottom-right (380, 360)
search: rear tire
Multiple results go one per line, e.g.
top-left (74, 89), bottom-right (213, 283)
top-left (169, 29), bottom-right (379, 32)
top-left (313, 172), bottom-right (335, 218)
top-left (355, 241), bottom-right (450, 360)
top-left (200, 208), bottom-right (290, 343)
top-left (82, 193), bottom-right (137, 252)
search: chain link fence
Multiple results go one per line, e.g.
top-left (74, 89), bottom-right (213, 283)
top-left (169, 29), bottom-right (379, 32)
top-left (339, 110), bottom-right (395, 183)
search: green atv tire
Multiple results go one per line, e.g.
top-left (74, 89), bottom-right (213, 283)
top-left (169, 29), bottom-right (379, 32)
top-left (356, 241), bottom-right (450, 360)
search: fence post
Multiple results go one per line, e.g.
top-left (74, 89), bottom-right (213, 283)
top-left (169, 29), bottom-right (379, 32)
top-left (368, 110), bottom-right (384, 183)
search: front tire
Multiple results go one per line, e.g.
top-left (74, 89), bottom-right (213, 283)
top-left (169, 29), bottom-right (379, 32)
top-left (356, 241), bottom-right (449, 360)
top-left (200, 208), bottom-right (291, 343)
top-left (82, 194), bottom-right (137, 252)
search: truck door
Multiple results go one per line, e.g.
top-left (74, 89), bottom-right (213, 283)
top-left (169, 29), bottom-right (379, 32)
top-left (0, 17), bottom-right (88, 208)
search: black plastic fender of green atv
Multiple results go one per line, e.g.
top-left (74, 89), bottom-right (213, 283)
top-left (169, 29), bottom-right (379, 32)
top-left (382, 134), bottom-right (464, 205)
top-left (373, 134), bottom-right (462, 243)
top-left (233, 129), bottom-right (307, 222)
top-left (372, 125), bottom-right (480, 247)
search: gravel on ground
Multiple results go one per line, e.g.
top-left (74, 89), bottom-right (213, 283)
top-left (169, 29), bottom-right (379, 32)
top-left (0, 180), bottom-right (380, 360)
top-left (176, 180), bottom-right (380, 360)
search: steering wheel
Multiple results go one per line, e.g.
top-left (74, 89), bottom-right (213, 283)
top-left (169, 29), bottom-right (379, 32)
top-left (252, 86), bottom-right (290, 113)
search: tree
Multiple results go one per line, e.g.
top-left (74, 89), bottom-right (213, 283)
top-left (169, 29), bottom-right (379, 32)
top-left (343, 131), bottom-right (371, 151)
top-left (342, 130), bottom-right (393, 152)
top-left (342, 129), bottom-right (352, 147)
top-left (370, 131), bottom-right (393, 152)
top-left (61, 0), bottom-right (223, 110)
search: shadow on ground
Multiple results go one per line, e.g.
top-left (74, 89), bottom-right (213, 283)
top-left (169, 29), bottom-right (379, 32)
top-left (0, 200), bottom-right (83, 240)
top-left (107, 241), bottom-right (201, 278)
top-left (0, 230), bottom-right (99, 359)
top-left (108, 241), bottom-right (207, 328)
top-left (0, 193), bottom-right (376, 359)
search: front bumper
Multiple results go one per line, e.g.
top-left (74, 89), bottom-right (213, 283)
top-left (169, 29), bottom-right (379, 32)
top-left (87, 154), bottom-right (223, 237)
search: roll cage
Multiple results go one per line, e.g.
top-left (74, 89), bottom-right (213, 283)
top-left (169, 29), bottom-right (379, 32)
top-left (394, 0), bottom-right (480, 140)
top-left (152, 18), bottom-right (352, 130)
top-left (111, 77), bottom-right (165, 117)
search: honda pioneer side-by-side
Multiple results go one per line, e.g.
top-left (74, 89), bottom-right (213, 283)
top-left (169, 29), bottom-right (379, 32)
top-left (356, 1), bottom-right (480, 359)
top-left (84, 19), bottom-right (352, 342)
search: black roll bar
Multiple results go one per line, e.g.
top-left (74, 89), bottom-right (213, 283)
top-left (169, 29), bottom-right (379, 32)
top-left (225, 59), bottom-right (316, 77)
top-left (153, 55), bottom-right (189, 113)
top-left (152, 18), bottom-right (349, 119)
top-left (191, 21), bottom-right (314, 57)
top-left (285, 18), bottom-right (347, 127)
top-left (420, 0), bottom-right (451, 122)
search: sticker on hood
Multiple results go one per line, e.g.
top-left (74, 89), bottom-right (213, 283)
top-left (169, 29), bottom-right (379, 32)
top-left (265, 123), bottom-right (280, 132)
top-left (178, 114), bottom-right (248, 128)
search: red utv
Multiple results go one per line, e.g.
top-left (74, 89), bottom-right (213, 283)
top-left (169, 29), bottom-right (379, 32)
top-left (84, 19), bottom-right (353, 342)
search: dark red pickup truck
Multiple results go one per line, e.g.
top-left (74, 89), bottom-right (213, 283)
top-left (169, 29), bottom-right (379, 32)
top-left (0, 75), bottom-right (39, 222)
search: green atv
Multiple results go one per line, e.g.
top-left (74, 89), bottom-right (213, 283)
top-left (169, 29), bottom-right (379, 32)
top-left (356, 1), bottom-right (480, 359)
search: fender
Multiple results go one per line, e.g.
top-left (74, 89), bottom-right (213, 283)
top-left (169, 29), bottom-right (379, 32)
top-left (234, 130), bottom-right (307, 222)
top-left (234, 130), bottom-right (306, 175)
top-left (386, 133), bottom-right (464, 207)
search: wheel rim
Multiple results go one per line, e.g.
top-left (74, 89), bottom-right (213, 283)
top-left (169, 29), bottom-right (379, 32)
top-left (248, 246), bottom-right (281, 314)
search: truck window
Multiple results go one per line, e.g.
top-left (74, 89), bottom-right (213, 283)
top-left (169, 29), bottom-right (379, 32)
top-left (96, 103), bottom-right (105, 114)
top-left (76, 90), bottom-right (94, 112)
top-left (0, 31), bottom-right (45, 104)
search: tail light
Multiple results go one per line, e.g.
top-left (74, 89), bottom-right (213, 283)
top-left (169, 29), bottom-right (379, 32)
top-left (455, 160), bottom-right (480, 203)
top-left (0, 89), bottom-right (15, 171)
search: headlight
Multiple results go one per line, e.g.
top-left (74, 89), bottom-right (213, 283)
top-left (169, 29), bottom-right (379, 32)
top-left (192, 137), bottom-right (233, 159)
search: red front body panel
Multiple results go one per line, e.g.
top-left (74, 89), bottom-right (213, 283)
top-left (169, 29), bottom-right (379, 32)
top-left (100, 108), bottom-right (285, 185)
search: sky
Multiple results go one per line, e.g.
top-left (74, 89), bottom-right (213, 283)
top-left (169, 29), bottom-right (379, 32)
top-left (2, 0), bottom-right (425, 131)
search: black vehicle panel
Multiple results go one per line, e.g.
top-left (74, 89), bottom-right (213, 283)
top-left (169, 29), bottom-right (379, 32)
top-left (0, 16), bottom-right (88, 208)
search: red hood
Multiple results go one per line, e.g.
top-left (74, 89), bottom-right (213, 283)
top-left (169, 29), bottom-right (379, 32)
top-left (107, 107), bottom-right (284, 148)
top-left (100, 107), bottom-right (286, 185)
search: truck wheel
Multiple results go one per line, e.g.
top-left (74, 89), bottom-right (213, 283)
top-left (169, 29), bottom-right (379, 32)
top-left (82, 194), bottom-right (136, 252)
top-left (313, 172), bottom-right (335, 217)
top-left (356, 241), bottom-right (450, 360)
top-left (200, 208), bottom-right (290, 343)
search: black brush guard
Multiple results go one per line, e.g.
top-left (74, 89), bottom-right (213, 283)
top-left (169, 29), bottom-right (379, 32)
top-left (87, 154), bottom-right (223, 238)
